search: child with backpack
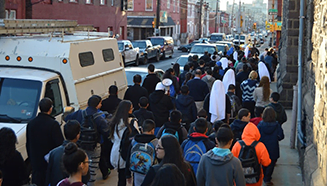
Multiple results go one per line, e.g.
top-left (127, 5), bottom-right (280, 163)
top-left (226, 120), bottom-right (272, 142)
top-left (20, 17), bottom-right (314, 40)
top-left (125, 119), bottom-right (158, 186)
top-left (181, 118), bottom-right (215, 175)
top-left (231, 123), bottom-right (271, 186)
top-left (133, 97), bottom-right (155, 129)
top-left (267, 92), bottom-right (287, 125)
top-left (227, 84), bottom-right (242, 123)
top-left (257, 107), bottom-right (284, 185)
top-left (196, 124), bottom-right (246, 186)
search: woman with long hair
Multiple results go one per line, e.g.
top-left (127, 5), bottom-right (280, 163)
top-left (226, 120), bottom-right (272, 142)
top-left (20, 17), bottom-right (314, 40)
top-left (141, 135), bottom-right (196, 186)
top-left (57, 143), bottom-right (89, 186)
top-left (0, 127), bottom-right (28, 186)
top-left (253, 76), bottom-right (272, 117)
top-left (150, 164), bottom-right (186, 186)
top-left (240, 70), bottom-right (259, 118)
top-left (182, 72), bottom-right (193, 86)
top-left (172, 63), bottom-right (181, 78)
top-left (110, 100), bottom-right (140, 186)
top-left (257, 107), bottom-right (284, 185)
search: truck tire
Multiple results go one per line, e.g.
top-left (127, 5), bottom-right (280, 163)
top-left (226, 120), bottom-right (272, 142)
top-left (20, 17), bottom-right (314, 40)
top-left (142, 56), bottom-right (148, 65)
top-left (155, 52), bottom-right (160, 62)
top-left (134, 55), bottom-right (139, 66)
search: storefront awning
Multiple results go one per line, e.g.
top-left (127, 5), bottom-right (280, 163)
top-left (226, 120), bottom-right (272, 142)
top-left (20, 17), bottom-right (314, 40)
top-left (127, 16), bottom-right (176, 28)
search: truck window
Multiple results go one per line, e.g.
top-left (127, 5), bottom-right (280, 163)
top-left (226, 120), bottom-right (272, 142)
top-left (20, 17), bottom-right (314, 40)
top-left (45, 79), bottom-right (63, 117)
top-left (102, 49), bottom-right (115, 62)
top-left (79, 52), bottom-right (95, 67)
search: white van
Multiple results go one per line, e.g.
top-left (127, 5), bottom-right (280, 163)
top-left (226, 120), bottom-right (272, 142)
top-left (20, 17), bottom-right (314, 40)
top-left (0, 19), bottom-right (128, 161)
top-left (209, 33), bottom-right (226, 43)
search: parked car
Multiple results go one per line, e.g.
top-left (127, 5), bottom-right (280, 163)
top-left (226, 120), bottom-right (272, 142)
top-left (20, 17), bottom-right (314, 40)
top-left (178, 40), bottom-right (208, 52)
top-left (148, 36), bottom-right (174, 59)
top-left (215, 43), bottom-right (229, 54)
top-left (188, 43), bottom-right (218, 58)
top-left (125, 67), bottom-right (164, 86)
top-left (209, 33), bottom-right (226, 43)
top-left (233, 34), bottom-right (250, 46)
top-left (132, 40), bottom-right (161, 64)
top-left (118, 40), bottom-right (140, 66)
top-left (171, 55), bottom-right (190, 73)
top-left (226, 34), bottom-right (234, 41)
top-left (199, 38), bottom-right (210, 43)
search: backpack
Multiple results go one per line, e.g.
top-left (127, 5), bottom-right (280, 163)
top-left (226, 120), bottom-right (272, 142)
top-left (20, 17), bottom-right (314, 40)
top-left (79, 110), bottom-right (103, 151)
top-left (183, 139), bottom-right (206, 174)
top-left (238, 140), bottom-right (261, 184)
top-left (119, 118), bottom-right (138, 161)
top-left (169, 84), bottom-right (176, 97)
top-left (227, 93), bottom-right (238, 119)
top-left (161, 128), bottom-right (179, 140)
top-left (129, 139), bottom-right (157, 174)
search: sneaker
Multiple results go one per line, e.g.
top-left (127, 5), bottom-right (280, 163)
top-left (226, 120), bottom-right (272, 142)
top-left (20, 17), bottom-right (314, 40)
top-left (265, 181), bottom-right (274, 186)
top-left (102, 169), bottom-right (111, 180)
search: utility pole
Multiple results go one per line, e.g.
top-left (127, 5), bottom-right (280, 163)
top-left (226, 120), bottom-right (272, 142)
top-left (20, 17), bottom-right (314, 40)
top-left (271, 0), bottom-right (275, 47)
top-left (231, 0), bottom-right (235, 28)
top-left (0, 0), bottom-right (5, 19)
top-left (156, 0), bottom-right (160, 36)
top-left (198, 0), bottom-right (203, 38)
top-left (214, 0), bottom-right (219, 32)
top-left (238, 0), bottom-right (241, 45)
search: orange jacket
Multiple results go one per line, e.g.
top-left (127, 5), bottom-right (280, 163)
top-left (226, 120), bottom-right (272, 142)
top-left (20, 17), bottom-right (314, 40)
top-left (232, 123), bottom-right (271, 186)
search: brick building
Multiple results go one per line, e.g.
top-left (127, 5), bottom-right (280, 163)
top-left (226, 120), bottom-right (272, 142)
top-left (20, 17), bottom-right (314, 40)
top-left (126, 0), bottom-right (180, 40)
top-left (5, 0), bottom-right (127, 39)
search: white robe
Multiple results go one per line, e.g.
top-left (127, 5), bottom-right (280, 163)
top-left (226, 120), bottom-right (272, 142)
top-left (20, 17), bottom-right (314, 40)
top-left (244, 45), bottom-right (250, 58)
top-left (258, 62), bottom-right (271, 82)
top-left (233, 51), bottom-right (238, 61)
top-left (220, 57), bottom-right (229, 70)
top-left (222, 69), bottom-right (236, 93)
top-left (209, 80), bottom-right (226, 122)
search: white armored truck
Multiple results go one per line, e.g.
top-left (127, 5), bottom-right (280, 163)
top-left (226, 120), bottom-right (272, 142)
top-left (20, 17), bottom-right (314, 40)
top-left (0, 19), bottom-right (128, 161)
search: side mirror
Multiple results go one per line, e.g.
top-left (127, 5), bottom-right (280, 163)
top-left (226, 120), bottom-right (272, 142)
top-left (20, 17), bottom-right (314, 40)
top-left (125, 46), bottom-right (130, 50)
top-left (147, 45), bottom-right (151, 48)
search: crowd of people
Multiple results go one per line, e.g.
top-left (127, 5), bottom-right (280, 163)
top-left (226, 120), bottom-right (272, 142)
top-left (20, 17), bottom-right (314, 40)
top-left (0, 44), bottom-right (286, 186)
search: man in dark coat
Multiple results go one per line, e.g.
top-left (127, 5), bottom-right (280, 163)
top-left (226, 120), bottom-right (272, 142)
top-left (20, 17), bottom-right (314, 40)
top-left (26, 98), bottom-right (64, 186)
top-left (101, 85), bottom-right (122, 114)
top-left (149, 82), bottom-right (174, 134)
top-left (175, 85), bottom-right (197, 131)
top-left (142, 64), bottom-right (161, 95)
top-left (124, 74), bottom-right (148, 110)
top-left (133, 97), bottom-right (155, 127)
top-left (45, 120), bottom-right (90, 186)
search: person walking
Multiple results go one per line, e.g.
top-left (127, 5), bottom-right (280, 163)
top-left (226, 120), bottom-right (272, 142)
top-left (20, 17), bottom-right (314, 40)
top-left (142, 64), bottom-right (161, 95)
top-left (267, 92), bottom-right (287, 125)
top-left (196, 124), bottom-right (246, 186)
top-left (133, 97), bottom-right (155, 127)
top-left (26, 98), bottom-right (64, 186)
top-left (109, 100), bottom-right (140, 186)
top-left (124, 74), bottom-right (148, 110)
top-left (57, 143), bottom-right (89, 186)
top-left (240, 71), bottom-right (259, 118)
top-left (141, 135), bottom-right (196, 186)
top-left (0, 128), bottom-right (28, 186)
top-left (257, 107), bottom-right (284, 185)
top-left (101, 85), bottom-right (122, 114)
top-left (253, 76), bottom-right (272, 117)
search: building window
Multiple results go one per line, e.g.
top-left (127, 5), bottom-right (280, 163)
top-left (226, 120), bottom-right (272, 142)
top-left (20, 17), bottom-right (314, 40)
top-left (145, 0), bottom-right (153, 11)
top-left (100, 0), bottom-right (105, 5)
top-left (45, 79), bottom-right (63, 117)
top-left (58, 0), bottom-right (63, 1)
top-left (177, 0), bottom-right (179, 12)
top-left (9, 10), bottom-right (16, 19)
top-left (86, 0), bottom-right (92, 4)
top-left (167, 0), bottom-right (170, 9)
top-left (5, 10), bottom-right (8, 19)
top-left (173, 0), bottom-right (175, 12)
top-left (69, 0), bottom-right (77, 2)
top-left (79, 52), bottom-right (95, 67)
top-left (127, 0), bottom-right (133, 10)
top-left (102, 49), bottom-right (115, 62)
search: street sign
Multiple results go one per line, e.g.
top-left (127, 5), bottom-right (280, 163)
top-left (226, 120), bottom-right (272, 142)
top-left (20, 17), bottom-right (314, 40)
top-left (269, 9), bottom-right (278, 13)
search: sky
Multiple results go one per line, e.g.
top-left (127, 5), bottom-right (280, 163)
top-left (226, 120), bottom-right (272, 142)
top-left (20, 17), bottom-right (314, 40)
top-left (220, 0), bottom-right (268, 11)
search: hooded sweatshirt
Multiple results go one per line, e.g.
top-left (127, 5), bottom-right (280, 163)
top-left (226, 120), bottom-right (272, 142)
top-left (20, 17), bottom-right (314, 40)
top-left (157, 121), bottom-right (188, 144)
top-left (149, 90), bottom-right (174, 128)
top-left (196, 147), bottom-right (246, 186)
top-left (232, 123), bottom-right (271, 186)
top-left (267, 102), bottom-right (287, 125)
top-left (230, 120), bottom-right (249, 146)
top-left (175, 94), bottom-right (197, 124)
top-left (257, 121), bottom-right (284, 160)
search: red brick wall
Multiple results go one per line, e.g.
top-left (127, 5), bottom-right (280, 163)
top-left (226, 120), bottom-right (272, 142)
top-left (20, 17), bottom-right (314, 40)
top-left (5, 0), bottom-right (26, 19)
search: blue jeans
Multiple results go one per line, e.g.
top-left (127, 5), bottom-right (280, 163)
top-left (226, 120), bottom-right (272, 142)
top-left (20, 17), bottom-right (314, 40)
top-left (263, 159), bottom-right (277, 182)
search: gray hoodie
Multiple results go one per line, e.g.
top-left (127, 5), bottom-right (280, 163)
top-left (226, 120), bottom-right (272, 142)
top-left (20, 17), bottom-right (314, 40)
top-left (196, 148), bottom-right (246, 186)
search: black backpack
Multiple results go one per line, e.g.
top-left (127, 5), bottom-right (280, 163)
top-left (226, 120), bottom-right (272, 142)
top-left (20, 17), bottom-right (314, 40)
top-left (78, 110), bottom-right (103, 151)
top-left (238, 140), bottom-right (261, 184)
top-left (120, 118), bottom-right (138, 161)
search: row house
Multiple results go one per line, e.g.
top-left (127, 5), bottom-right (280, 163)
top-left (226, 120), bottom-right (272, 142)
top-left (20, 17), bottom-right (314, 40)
top-left (209, 11), bottom-right (230, 34)
top-left (126, 0), bottom-right (182, 41)
top-left (4, 0), bottom-right (127, 40)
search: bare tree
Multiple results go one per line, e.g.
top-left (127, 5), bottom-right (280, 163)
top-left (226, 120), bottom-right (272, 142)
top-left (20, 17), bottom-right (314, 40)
top-left (0, 0), bottom-right (6, 19)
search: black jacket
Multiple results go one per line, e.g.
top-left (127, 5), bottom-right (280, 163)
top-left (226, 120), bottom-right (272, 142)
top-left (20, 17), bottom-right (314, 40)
top-left (142, 74), bottom-right (161, 95)
top-left (124, 84), bottom-right (148, 110)
top-left (101, 95), bottom-right (122, 114)
top-left (0, 150), bottom-right (28, 186)
top-left (175, 94), bottom-right (197, 124)
top-left (267, 102), bottom-right (287, 125)
top-left (186, 78), bottom-right (209, 101)
top-left (230, 119), bottom-right (248, 147)
top-left (149, 90), bottom-right (174, 128)
top-left (125, 134), bottom-right (158, 179)
top-left (26, 113), bottom-right (64, 173)
top-left (133, 108), bottom-right (155, 126)
top-left (157, 121), bottom-right (188, 144)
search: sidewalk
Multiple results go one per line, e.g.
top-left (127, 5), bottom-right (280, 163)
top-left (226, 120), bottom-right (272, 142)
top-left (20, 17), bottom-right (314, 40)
top-left (268, 83), bottom-right (303, 186)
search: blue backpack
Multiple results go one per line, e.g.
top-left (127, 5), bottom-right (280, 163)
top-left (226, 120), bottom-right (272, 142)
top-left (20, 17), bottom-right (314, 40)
top-left (183, 139), bottom-right (206, 174)
top-left (169, 84), bottom-right (176, 97)
top-left (129, 139), bottom-right (156, 174)
top-left (161, 128), bottom-right (179, 140)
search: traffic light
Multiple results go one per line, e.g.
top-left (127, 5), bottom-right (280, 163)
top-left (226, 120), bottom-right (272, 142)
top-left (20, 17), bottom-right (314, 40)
top-left (253, 22), bottom-right (257, 30)
top-left (152, 21), bottom-right (155, 28)
top-left (240, 15), bottom-right (243, 27)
